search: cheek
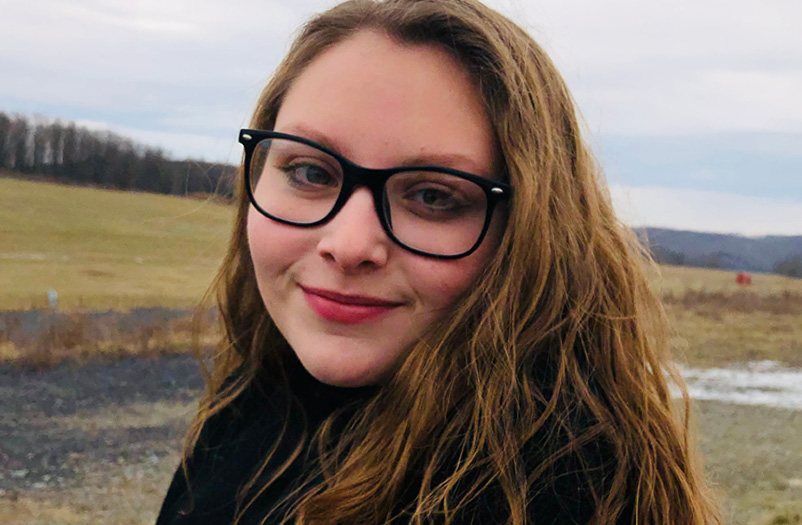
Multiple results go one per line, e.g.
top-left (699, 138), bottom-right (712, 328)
top-left (247, 208), bottom-right (310, 279)
top-left (411, 221), bottom-right (501, 311)
top-left (411, 256), bottom-right (488, 312)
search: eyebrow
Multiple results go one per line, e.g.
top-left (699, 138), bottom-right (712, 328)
top-left (275, 123), bottom-right (490, 176)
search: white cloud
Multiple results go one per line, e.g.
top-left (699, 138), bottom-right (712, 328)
top-left (486, 0), bottom-right (802, 136)
top-left (3, 0), bottom-right (800, 139)
top-left (62, 3), bottom-right (195, 34)
top-left (611, 185), bottom-right (802, 236)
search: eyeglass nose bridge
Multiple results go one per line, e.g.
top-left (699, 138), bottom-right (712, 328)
top-left (325, 160), bottom-right (397, 230)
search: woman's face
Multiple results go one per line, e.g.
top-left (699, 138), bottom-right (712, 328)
top-left (247, 30), bottom-right (501, 387)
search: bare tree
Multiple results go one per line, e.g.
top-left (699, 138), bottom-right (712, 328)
top-left (0, 110), bottom-right (235, 198)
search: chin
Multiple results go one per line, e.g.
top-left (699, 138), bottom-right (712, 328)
top-left (296, 353), bottom-right (394, 388)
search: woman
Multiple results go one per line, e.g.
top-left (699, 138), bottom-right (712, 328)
top-left (157, 0), bottom-right (720, 523)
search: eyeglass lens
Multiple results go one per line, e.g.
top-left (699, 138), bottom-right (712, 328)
top-left (249, 138), bottom-right (489, 256)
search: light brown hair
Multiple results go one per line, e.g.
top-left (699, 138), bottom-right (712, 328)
top-left (184, 0), bottom-right (721, 523)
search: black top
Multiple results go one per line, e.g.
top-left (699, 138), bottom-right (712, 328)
top-left (156, 366), bottom-right (621, 524)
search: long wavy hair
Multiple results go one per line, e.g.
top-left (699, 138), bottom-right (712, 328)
top-left (183, 0), bottom-right (721, 523)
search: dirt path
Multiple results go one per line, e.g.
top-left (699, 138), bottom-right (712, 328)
top-left (0, 355), bottom-right (204, 524)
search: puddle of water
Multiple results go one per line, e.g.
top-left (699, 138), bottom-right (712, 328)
top-left (674, 360), bottom-right (802, 410)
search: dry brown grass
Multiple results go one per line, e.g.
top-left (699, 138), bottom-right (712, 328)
top-left (650, 264), bottom-right (802, 297)
top-left (664, 289), bottom-right (802, 315)
top-left (652, 267), bottom-right (802, 367)
top-left (3, 264), bottom-right (800, 369)
top-left (0, 309), bottom-right (220, 370)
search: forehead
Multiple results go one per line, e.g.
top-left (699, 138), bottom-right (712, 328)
top-left (273, 30), bottom-right (496, 175)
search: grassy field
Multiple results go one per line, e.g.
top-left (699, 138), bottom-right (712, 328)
top-left (652, 265), bottom-right (802, 367)
top-left (1, 176), bottom-right (233, 311)
top-left (651, 263), bottom-right (802, 297)
top-left (5, 174), bottom-right (798, 313)
top-left (4, 175), bottom-right (800, 368)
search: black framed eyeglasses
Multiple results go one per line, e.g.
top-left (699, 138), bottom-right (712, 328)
top-left (239, 129), bottom-right (512, 259)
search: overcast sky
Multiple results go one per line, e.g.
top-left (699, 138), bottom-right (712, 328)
top-left (2, 0), bottom-right (800, 236)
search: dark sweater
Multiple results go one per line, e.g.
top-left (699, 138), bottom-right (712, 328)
top-left (156, 366), bottom-right (620, 524)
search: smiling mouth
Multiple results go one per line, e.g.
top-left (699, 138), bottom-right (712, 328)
top-left (300, 286), bottom-right (402, 324)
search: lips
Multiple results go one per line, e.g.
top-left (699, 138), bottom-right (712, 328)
top-left (300, 286), bottom-right (402, 324)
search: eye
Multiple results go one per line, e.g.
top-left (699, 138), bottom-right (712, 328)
top-left (281, 162), bottom-right (340, 189)
top-left (387, 171), bottom-right (487, 222)
top-left (398, 182), bottom-right (474, 220)
top-left (407, 186), bottom-right (463, 210)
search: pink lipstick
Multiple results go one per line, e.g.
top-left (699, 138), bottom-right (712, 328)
top-left (301, 286), bottom-right (401, 324)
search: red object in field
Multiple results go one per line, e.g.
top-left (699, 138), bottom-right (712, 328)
top-left (736, 272), bottom-right (752, 285)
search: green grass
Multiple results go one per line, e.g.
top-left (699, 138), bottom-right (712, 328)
top-left (1, 176), bottom-right (233, 311)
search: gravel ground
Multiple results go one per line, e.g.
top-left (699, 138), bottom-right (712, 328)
top-left (0, 355), bottom-right (204, 496)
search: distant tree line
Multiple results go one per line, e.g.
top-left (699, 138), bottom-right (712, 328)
top-left (648, 246), bottom-right (747, 270)
top-left (773, 255), bottom-right (802, 278)
top-left (0, 111), bottom-right (235, 197)
top-left (649, 246), bottom-right (686, 266)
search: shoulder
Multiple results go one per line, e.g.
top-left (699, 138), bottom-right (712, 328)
top-left (464, 414), bottom-right (624, 524)
top-left (156, 377), bottom-right (291, 524)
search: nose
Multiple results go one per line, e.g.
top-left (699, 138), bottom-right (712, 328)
top-left (316, 187), bottom-right (390, 271)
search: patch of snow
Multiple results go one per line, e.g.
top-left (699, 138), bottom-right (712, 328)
top-left (673, 361), bottom-right (802, 410)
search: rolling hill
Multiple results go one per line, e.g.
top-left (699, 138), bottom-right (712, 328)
top-left (639, 227), bottom-right (802, 274)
